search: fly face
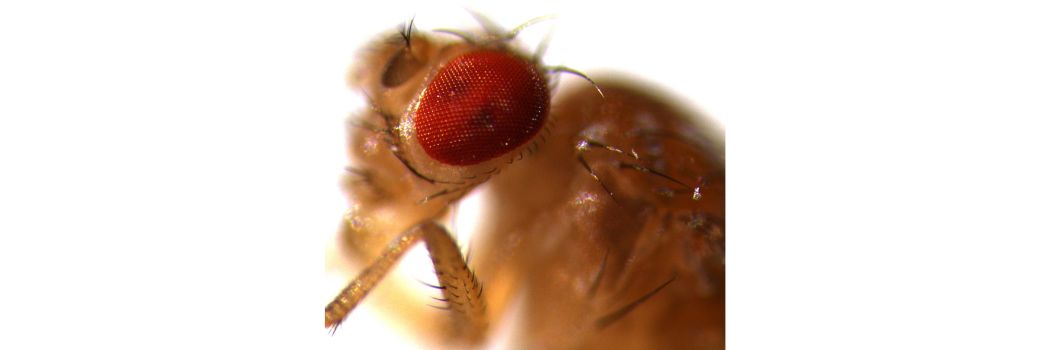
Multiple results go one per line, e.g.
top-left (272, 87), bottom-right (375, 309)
top-left (338, 21), bottom-right (552, 255)
top-left (326, 16), bottom-right (724, 349)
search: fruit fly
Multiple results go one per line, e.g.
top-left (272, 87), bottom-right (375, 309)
top-left (325, 14), bottom-right (724, 349)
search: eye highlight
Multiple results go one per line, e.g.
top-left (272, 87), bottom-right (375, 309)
top-left (414, 50), bottom-right (549, 166)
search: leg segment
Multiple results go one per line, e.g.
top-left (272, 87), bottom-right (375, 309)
top-left (325, 225), bottom-right (423, 331)
top-left (421, 222), bottom-right (488, 341)
top-left (325, 222), bottom-right (488, 341)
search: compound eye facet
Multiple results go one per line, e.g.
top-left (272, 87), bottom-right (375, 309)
top-left (414, 50), bottom-right (550, 166)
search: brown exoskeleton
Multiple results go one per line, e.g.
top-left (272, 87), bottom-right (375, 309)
top-left (325, 15), bottom-right (724, 349)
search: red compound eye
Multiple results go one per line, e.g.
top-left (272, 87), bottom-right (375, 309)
top-left (414, 50), bottom-right (550, 166)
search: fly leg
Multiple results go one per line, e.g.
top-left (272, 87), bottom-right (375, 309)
top-left (325, 222), bottom-right (488, 342)
top-left (421, 222), bottom-right (488, 342)
top-left (325, 224), bottom-right (424, 332)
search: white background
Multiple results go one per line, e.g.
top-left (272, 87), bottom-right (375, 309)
top-left (2, 0), bottom-right (1049, 349)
